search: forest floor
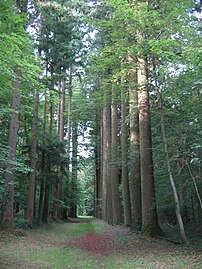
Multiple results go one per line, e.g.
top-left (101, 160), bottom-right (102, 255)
top-left (0, 217), bottom-right (202, 269)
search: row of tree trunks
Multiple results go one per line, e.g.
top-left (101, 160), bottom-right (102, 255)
top-left (94, 56), bottom-right (161, 233)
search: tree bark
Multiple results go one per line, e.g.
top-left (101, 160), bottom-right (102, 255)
top-left (94, 107), bottom-right (102, 219)
top-left (121, 81), bottom-right (132, 226)
top-left (111, 86), bottom-right (121, 224)
top-left (102, 95), bottom-right (112, 222)
top-left (69, 124), bottom-right (78, 218)
top-left (128, 55), bottom-right (142, 228)
top-left (62, 70), bottom-right (72, 219)
top-left (138, 56), bottom-right (159, 233)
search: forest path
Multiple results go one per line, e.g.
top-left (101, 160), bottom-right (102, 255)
top-left (0, 217), bottom-right (201, 269)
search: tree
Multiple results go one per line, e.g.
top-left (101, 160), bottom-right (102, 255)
top-left (138, 55), bottom-right (160, 233)
top-left (121, 78), bottom-right (132, 226)
top-left (0, 0), bottom-right (39, 228)
top-left (69, 123), bottom-right (78, 218)
top-left (26, 88), bottom-right (39, 227)
top-left (94, 105), bottom-right (103, 219)
top-left (157, 90), bottom-right (188, 244)
top-left (65, 69), bottom-right (73, 219)
top-left (2, 70), bottom-right (21, 227)
top-left (102, 88), bottom-right (112, 222)
top-left (128, 56), bottom-right (142, 228)
top-left (37, 87), bottom-right (47, 224)
top-left (111, 84), bottom-right (121, 224)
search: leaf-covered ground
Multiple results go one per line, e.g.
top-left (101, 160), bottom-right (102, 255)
top-left (0, 218), bottom-right (202, 269)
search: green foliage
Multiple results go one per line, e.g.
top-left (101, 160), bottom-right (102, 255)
top-left (87, 0), bottom-right (201, 232)
top-left (0, 0), bottom-right (200, 236)
top-left (141, 225), bottom-right (152, 237)
top-left (38, 0), bottom-right (84, 74)
top-left (77, 160), bottom-right (94, 216)
top-left (0, 0), bottom-right (40, 89)
top-left (14, 215), bottom-right (29, 229)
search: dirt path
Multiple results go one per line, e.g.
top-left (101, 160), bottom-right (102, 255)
top-left (0, 218), bottom-right (202, 269)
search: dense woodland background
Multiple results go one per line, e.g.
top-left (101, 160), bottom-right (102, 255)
top-left (0, 0), bottom-right (201, 244)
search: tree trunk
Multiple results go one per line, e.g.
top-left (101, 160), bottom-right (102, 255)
top-left (53, 79), bottom-right (65, 219)
top-left (128, 55), bottom-right (142, 228)
top-left (1, 69), bottom-right (21, 227)
top-left (158, 91), bottom-right (188, 244)
top-left (37, 89), bottom-right (47, 224)
top-left (57, 79), bottom-right (65, 218)
top-left (138, 56), bottom-right (159, 234)
top-left (102, 97), bottom-right (112, 222)
top-left (62, 70), bottom-right (72, 219)
top-left (53, 83), bottom-right (61, 220)
top-left (69, 124), bottom-right (78, 218)
top-left (111, 86), bottom-right (121, 224)
top-left (42, 81), bottom-right (53, 223)
top-left (111, 89), bottom-right (121, 225)
top-left (121, 81), bottom-right (132, 226)
top-left (26, 89), bottom-right (39, 227)
top-left (94, 107), bottom-right (102, 219)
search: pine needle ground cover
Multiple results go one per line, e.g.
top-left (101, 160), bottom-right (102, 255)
top-left (0, 218), bottom-right (201, 269)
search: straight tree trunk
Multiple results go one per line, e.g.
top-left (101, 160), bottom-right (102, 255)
top-left (42, 81), bottom-right (53, 222)
top-left (128, 56), bottom-right (142, 228)
top-left (138, 56), bottom-right (160, 234)
top-left (94, 107), bottom-right (102, 219)
top-left (69, 124), bottom-right (78, 218)
top-left (102, 96), bottom-right (112, 222)
top-left (53, 83), bottom-right (61, 220)
top-left (121, 81), bottom-right (132, 226)
top-left (37, 89), bottom-right (47, 224)
top-left (111, 87), bottom-right (121, 224)
top-left (53, 79), bottom-right (65, 219)
top-left (1, 69), bottom-right (21, 227)
top-left (26, 89), bottom-right (39, 227)
top-left (52, 84), bottom-right (61, 220)
top-left (62, 70), bottom-right (72, 219)
top-left (57, 79), bottom-right (65, 218)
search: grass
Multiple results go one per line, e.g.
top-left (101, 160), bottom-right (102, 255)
top-left (21, 248), bottom-right (96, 269)
top-left (0, 218), bottom-right (202, 269)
